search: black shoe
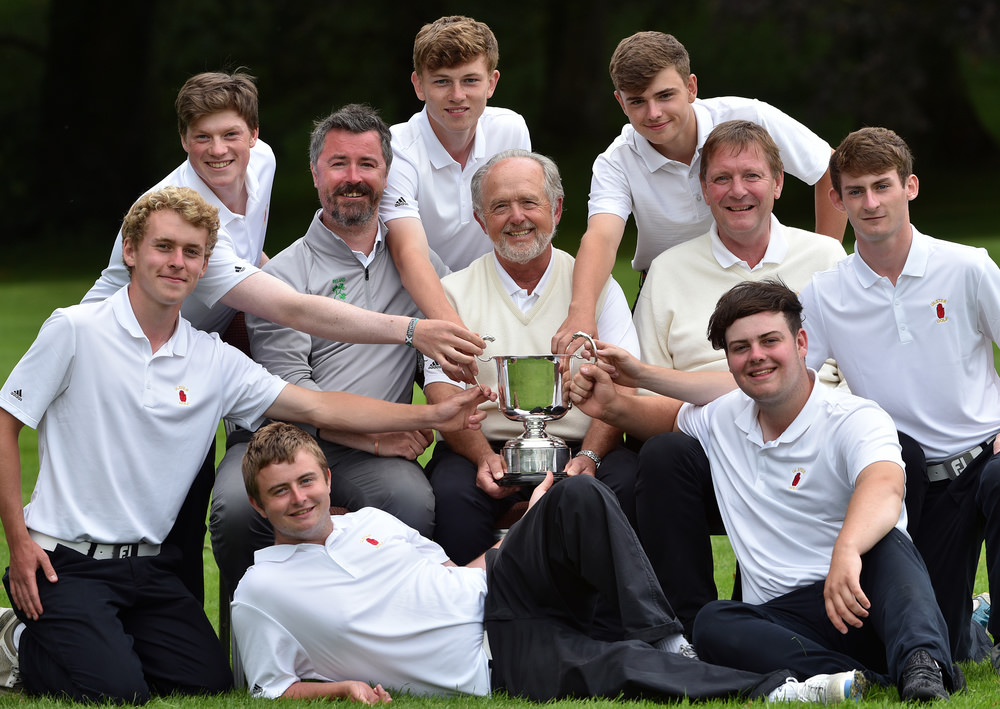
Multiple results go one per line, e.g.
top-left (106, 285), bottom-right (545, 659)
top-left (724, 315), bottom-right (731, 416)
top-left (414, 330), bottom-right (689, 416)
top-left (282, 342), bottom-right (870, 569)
top-left (900, 649), bottom-right (949, 701)
top-left (991, 643), bottom-right (1000, 675)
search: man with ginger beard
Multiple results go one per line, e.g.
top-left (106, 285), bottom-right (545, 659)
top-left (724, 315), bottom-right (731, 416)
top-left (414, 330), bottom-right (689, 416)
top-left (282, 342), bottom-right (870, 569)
top-left (210, 104), bottom-right (451, 594)
top-left (422, 149), bottom-right (641, 566)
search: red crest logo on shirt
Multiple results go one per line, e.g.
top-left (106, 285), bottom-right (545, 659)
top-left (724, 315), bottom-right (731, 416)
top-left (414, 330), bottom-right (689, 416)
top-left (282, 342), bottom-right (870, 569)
top-left (789, 467), bottom-right (805, 490)
top-left (932, 299), bottom-right (948, 323)
top-left (175, 386), bottom-right (190, 405)
top-left (361, 535), bottom-right (383, 548)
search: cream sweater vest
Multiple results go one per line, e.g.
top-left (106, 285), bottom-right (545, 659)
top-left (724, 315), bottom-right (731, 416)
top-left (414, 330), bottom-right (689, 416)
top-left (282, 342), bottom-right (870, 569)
top-left (442, 249), bottom-right (609, 442)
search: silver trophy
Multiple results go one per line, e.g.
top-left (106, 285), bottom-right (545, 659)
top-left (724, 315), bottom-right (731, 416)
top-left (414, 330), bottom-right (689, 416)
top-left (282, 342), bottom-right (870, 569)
top-left (477, 332), bottom-right (596, 486)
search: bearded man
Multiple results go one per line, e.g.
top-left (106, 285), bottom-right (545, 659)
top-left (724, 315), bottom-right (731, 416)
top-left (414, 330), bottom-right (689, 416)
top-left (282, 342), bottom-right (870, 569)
top-left (209, 104), bottom-right (450, 593)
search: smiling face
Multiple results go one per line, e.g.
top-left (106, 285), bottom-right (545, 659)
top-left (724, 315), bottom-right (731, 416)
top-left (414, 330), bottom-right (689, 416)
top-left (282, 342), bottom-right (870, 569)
top-left (180, 109), bottom-right (257, 207)
top-left (249, 449), bottom-right (334, 546)
top-left (123, 209), bottom-right (210, 309)
top-left (702, 143), bottom-right (783, 248)
top-left (475, 157), bottom-right (562, 265)
top-left (412, 56), bottom-right (499, 142)
top-left (724, 310), bottom-right (810, 408)
top-left (830, 169), bottom-right (918, 247)
top-left (614, 66), bottom-right (697, 159)
top-left (310, 128), bottom-right (388, 233)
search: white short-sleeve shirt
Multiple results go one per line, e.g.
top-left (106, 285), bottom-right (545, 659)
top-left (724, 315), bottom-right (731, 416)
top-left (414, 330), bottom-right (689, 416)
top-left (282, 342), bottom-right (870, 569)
top-left (0, 286), bottom-right (286, 544)
top-left (380, 106), bottom-right (531, 271)
top-left (800, 227), bottom-right (1000, 460)
top-left (233, 507), bottom-right (490, 699)
top-left (589, 97), bottom-right (831, 272)
top-left (81, 140), bottom-right (275, 334)
top-left (676, 373), bottom-right (906, 605)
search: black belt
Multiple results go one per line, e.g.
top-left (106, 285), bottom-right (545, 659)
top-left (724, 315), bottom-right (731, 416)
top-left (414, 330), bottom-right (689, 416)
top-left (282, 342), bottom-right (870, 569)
top-left (926, 437), bottom-right (995, 482)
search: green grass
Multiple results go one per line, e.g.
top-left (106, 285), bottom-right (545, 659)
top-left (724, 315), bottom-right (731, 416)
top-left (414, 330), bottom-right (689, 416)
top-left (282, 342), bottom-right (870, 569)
top-left (1, 240), bottom-right (1000, 707)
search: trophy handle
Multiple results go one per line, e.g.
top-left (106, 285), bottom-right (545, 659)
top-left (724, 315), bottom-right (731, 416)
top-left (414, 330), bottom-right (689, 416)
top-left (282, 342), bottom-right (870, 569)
top-left (475, 334), bottom-right (496, 363)
top-left (569, 331), bottom-right (598, 363)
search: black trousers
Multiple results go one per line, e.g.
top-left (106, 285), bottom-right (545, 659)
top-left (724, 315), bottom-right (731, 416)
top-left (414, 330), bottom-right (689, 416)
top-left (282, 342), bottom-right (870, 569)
top-left (483, 475), bottom-right (792, 702)
top-left (428, 440), bottom-right (638, 566)
top-left (694, 529), bottom-right (959, 694)
top-left (903, 437), bottom-right (999, 662)
top-left (4, 545), bottom-right (231, 703)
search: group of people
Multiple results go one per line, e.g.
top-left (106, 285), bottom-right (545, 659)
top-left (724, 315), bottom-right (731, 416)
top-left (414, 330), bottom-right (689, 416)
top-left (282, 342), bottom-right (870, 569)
top-left (0, 13), bottom-right (997, 707)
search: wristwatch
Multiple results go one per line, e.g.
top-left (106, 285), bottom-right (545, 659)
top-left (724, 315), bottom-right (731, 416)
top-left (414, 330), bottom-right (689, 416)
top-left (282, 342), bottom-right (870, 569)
top-left (575, 449), bottom-right (602, 469)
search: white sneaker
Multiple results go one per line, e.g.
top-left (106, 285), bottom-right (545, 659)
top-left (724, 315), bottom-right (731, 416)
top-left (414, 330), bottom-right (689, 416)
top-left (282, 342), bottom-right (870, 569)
top-left (0, 608), bottom-right (21, 690)
top-left (769, 670), bottom-right (866, 703)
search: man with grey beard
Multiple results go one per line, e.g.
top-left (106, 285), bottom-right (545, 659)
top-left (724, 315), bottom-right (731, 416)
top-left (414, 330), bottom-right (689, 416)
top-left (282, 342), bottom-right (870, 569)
top-left (423, 149), bottom-right (641, 565)
top-left (209, 104), bottom-right (448, 594)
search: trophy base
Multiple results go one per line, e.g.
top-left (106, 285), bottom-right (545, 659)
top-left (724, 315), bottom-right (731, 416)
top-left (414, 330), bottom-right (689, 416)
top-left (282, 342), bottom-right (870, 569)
top-left (499, 436), bottom-right (570, 486)
top-left (497, 471), bottom-right (569, 487)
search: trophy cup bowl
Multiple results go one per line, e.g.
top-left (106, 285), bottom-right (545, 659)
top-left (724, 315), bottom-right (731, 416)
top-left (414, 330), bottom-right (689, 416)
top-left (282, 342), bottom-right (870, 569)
top-left (479, 332), bottom-right (596, 486)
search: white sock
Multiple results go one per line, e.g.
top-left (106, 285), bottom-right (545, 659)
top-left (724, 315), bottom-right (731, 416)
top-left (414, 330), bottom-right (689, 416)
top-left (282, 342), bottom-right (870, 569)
top-left (653, 633), bottom-right (686, 653)
top-left (12, 624), bottom-right (23, 649)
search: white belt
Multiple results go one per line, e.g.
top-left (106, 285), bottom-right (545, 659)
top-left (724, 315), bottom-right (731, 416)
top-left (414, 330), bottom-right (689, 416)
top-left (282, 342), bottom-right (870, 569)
top-left (926, 437), bottom-right (994, 483)
top-left (29, 530), bottom-right (160, 560)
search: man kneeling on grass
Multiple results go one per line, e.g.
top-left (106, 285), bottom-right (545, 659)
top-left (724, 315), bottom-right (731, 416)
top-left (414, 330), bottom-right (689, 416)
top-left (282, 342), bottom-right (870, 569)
top-left (231, 420), bottom-right (863, 703)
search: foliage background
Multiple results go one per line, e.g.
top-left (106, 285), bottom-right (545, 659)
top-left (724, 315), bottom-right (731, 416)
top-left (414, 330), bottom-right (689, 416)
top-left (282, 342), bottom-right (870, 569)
top-left (2, 0), bottom-right (1000, 281)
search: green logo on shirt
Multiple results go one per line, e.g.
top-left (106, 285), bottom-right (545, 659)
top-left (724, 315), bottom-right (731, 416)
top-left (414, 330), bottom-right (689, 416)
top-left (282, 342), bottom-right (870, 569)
top-left (331, 278), bottom-right (347, 301)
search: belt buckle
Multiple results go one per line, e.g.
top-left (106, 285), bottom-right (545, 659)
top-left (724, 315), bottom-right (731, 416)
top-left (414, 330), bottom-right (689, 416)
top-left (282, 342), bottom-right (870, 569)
top-left (113, 544), bottom-right (137, 559)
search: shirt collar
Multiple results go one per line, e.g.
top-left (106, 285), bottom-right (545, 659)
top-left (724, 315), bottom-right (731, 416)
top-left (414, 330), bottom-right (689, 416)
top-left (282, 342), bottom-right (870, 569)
top-left (112, 284), bottom-right (189, 356)
top-left (417, 107), bottom-right (484, 169)
top-left (305, 209), bottom-right (387, 262)
top-left (709, 214), bottom-right (788, 271)
top-left (850, 224), bottom-right (928, 288)
top-left (626, 100), bottom-right (707, 174)
top-left (491, 250), bottom-right (555, 299)
top-left (735, 368), bottom-right (821, 446)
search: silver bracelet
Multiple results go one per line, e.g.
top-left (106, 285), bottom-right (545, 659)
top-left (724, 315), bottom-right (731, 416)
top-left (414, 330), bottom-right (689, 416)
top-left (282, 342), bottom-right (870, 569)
top-left (404, 317), bottom-right (419, 348)
top-left (575, 449), bottom-right (602, 469)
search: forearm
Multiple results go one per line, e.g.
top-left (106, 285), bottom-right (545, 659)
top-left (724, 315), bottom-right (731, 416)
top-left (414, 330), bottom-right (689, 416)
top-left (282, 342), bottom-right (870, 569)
top-left (636, 364), bottom-right (737, 405)
top-left (269, 389), bottom-right (431, 436)
top-left (580, 406), bottom-right (628, 458)
top-left (387, 218), bottom-right (465, 325)
top-left (569, 225), bottom-right (622, 318)
top-left (814, 166), bottom-right (847, 241)
top-left (0, 412), bottom-right (29, 547)
top-left (600, 391), bottom-right (683, 440)
top-left (223, 272), bottom-right (412, 347)
top-left (281, 679), bottom-right (389, 702)
top-left (425, 383), bottom-right (493, 462)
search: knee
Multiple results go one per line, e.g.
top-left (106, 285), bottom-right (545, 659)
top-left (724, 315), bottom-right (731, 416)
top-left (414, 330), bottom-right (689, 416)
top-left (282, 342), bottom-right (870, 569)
top-left (692, 600), bottom-right (745, 660)
top-left (637, 435), bottom-right (710, 506)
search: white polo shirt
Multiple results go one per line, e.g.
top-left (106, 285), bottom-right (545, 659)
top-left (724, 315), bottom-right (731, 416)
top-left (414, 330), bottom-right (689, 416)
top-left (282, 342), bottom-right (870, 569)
top-left (233, 507), bottom-right (490, 699)
top-left (676, 372), bottom-right (906, 605)
top-left (380, 106), bottom-right (531, 271)
top-left (0, 286), bottom-right (286, 545)
top-left (589, 97), bottom-right (831, 272)
top-left (801, 227), bottom-right (1000, 460)
top-left (81, 140), bottom-right (275, 334)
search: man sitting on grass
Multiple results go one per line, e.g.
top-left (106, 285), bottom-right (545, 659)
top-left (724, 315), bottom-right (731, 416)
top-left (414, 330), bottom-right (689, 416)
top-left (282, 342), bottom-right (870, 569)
top-left (570, 280), bottom-right (961, 701)
top-left (232, 420), bottom-right (863, 703)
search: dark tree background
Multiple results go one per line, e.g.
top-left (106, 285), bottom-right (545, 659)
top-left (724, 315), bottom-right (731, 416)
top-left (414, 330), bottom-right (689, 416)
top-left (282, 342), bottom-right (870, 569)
top-left (2, 0), bottom-right (998, 280)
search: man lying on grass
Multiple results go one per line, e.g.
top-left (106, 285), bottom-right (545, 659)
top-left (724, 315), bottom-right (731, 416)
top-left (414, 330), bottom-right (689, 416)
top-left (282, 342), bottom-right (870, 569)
top-left (232, 420), bottom-right (862, 703)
